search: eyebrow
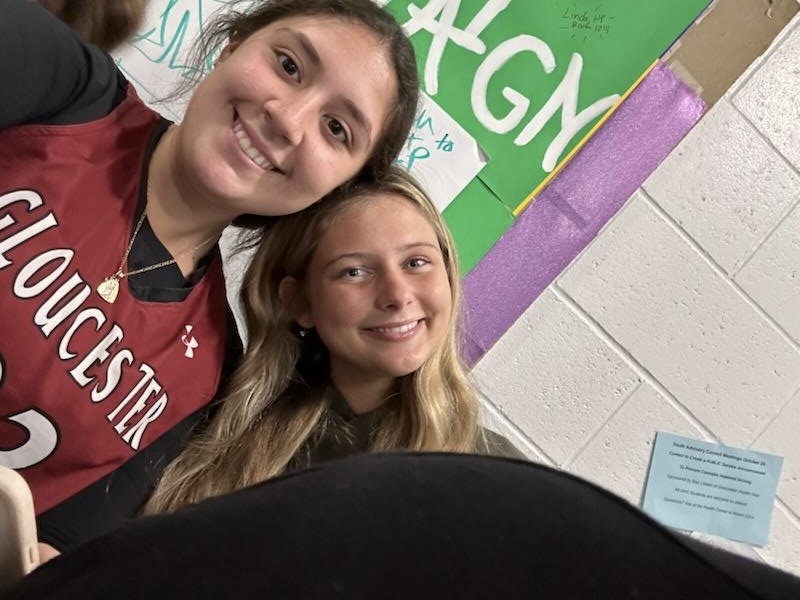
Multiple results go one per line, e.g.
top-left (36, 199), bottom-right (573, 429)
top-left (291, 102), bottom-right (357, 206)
top-left (341, 99), bottom-right (373, 148)
top-left (279, 27), bottom-right (373, 147)
top-left (280, 27), bottom-right (322, 68)
top-left (323, 242), bottom-right (441, 269)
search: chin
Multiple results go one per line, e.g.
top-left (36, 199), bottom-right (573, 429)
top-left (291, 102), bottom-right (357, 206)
top-left (384, 361), bottom-right (427, 379)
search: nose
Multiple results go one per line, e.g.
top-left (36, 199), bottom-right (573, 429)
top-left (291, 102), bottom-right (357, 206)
top-left (264, 94), bottom-right (314, 147)
top-left (376, 269), bottom-right (414, 311)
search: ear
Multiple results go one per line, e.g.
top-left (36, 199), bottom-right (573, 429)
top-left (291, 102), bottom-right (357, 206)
top-left (215, 39), bottom-right (241, 65)
top-left (278, 276), bottom-right (314, 329)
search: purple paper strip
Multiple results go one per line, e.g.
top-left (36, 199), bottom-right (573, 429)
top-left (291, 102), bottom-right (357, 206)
top-left (463, 62), bottom-right (705, 367)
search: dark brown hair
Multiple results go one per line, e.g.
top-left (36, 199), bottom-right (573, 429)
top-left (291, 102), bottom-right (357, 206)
top-left (37, 0), bottom-right (147, 51)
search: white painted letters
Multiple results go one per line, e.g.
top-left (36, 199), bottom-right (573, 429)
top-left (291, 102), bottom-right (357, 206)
top-left (471, 35), bottom-right (555, 135)
top-left (401, 0), bottom-right (620, 172)
top-left (403, 0), bottom-right (511, 95)
top-left (514, 53), bottom-right (619, 171)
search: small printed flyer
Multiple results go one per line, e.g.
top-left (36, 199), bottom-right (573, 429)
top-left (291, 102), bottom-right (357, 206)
top-left (642, 432), bottom-right (783, 546)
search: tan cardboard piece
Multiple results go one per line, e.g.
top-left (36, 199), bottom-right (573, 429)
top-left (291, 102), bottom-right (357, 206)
top-left (665, 0), bottom-right (799, 105)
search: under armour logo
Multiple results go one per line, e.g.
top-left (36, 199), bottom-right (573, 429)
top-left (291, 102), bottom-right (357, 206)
top-left (181, 325), bottom-right (199, 358)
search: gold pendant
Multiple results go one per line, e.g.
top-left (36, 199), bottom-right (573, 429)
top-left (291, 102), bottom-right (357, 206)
top-left (97, 274), bottom-right (121, 303)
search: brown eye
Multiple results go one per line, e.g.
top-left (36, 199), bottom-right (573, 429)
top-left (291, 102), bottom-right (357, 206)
top-left (326, 117), bottom-right (349, 144)
top-left (278, 53), bottom-right (299, 80)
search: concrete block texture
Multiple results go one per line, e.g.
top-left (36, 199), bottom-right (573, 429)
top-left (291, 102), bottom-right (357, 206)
top-left (569, 384), bottom-right (709, 505)
top-left (643, 99), bottom-right (800, 275)
top-left (472, 289), bottom-right (640, 466)
top-left (733, 22), bottom-right (800, 171)
top-left (758, 507), bottom-right (800, 575)
top-left (726, 9), bottom-right (800, 99)
top-left (556, 192), bottom-right (800, 448)
top-left (471, 14), bottom-right (800, 575)
top-left (754, 387), bottom-right (800, 517)
top-left (735, 203), bottom-right (800, 344)
top-left (477, 394), bottom-right (551, 464)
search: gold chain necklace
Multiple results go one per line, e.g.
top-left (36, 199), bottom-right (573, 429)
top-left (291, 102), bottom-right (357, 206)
top-left (96, 209), bottom-right (219, 304)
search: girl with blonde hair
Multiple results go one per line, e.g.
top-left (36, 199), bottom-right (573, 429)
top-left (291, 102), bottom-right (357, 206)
top-left (146, 169), bottom-right (522, 513)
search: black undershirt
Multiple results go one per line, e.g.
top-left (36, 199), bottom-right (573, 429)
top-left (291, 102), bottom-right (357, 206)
top-left (2, 0), bottom-right (243, 551)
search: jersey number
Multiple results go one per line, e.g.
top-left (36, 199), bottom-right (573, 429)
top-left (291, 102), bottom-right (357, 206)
top-left (0, 353), bottom-right (59, 469)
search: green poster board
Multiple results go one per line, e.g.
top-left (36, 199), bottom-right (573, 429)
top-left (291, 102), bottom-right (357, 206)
top-left (442, 176), bottom-right (514, 272)
top-left (385, 0), bottom-right (710, 272)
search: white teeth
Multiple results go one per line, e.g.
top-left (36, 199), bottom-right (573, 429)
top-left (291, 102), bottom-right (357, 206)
top-left (373, 321), bottom-right (420, 334)
top-left (233, 120), bottom-right (273, 170)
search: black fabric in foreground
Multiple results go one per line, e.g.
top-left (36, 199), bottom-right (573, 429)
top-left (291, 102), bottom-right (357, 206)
top-left (5, 453), bottom-right (799, 600)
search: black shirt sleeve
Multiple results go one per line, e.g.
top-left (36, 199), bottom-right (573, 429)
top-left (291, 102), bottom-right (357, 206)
top-left (0, 0), bottom-right (126, 127)
top-left (35, 410), bottom-right (203, 552)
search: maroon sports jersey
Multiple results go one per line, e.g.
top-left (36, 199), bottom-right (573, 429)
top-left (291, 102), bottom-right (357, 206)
top-left (0, 88), bottom-right (227, 513)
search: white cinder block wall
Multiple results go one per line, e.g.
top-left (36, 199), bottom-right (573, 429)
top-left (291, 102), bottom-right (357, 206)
top-left (475, 14), bottom-right (800, 574)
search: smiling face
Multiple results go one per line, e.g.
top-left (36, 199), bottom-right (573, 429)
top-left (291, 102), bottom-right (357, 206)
top-left (294, 193), bottom-right (453, 396)
top-left (174, 14), bottom-right (398, 219)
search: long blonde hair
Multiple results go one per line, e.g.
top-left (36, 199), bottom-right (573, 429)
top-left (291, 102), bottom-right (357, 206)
top-left (145, 170), bottom-right (478, 514)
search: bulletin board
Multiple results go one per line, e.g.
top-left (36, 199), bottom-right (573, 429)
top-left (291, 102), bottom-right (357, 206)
top-left (381, 0), bottom-right (711, 270)
top-left (114, 0), bottom-right (711, 272)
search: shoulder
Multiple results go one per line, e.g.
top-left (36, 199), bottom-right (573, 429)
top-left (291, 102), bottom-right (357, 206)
top-left (0, 0), bottom-right (127, 127)
top-left (474, 427), bottom-right (528, 461)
